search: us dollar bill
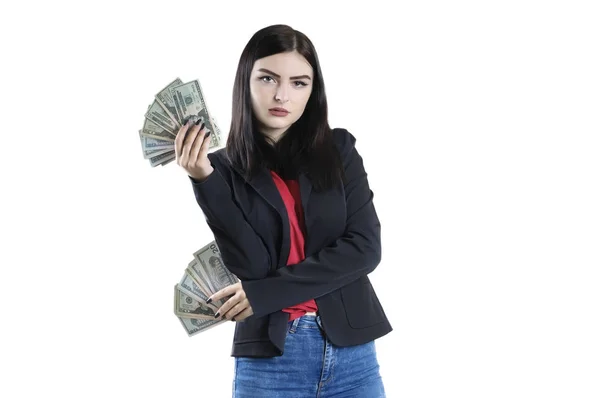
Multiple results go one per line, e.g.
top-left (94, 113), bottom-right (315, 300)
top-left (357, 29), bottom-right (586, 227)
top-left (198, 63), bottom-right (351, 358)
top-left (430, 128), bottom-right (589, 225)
top-left (138, 131), bottom-right (173, 159)
top-left (177, 271), bottom-right (223, 308)
top-left (144, 148), bottom-right (172, 159)
top-left (141, 78), bottom-right (226, 168)
top-left (145, 99), bottom-right (179, 132)
top-left (150, 150), bottom-right (175, 167)
top-left (140, 119), bottom-right (176, 142)
top-left (186, 259), bottom-right (216, 295)
top-left (173, 240), bottom-right (241, 337)
top-left (155, 77), bottom-right (184, 126)
top-left (211, 116), bottom-right (222, 139)
top-left (178, 315), bottom-right (227, 337)
top-left (174, 285), bottom-right (217, 319)
top-left (170, 80), bottom-right (221, 148)
top-left (192, 241), bottom-right (238, 294)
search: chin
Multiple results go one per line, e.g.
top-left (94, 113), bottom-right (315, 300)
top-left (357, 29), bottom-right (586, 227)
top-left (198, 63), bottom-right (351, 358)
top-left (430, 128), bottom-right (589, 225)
top-left (262, 118), bottom-right (291, 129)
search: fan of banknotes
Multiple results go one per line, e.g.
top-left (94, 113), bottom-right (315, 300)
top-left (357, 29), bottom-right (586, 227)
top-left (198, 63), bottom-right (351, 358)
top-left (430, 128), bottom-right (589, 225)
top-left (174, 240), bottom-right (240, 337)
top-left (139, 78), bottom-right (223, 167)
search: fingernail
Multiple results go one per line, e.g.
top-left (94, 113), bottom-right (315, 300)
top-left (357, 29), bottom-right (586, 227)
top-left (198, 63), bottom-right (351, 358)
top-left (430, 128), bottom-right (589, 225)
top-left (183, 118), bottom-right (189, 125)
top-left (231, 318), bottom-right (235, 322)
top-left (195, 118), bottom-right (203, 125)
top-left (199, 122), bottom-right (205, 130)
top-left (214, 312), bottom-right (220, 318)
top-left (204, 131), bottom-right (210, 138)
top-left (206, 298), bottom-right (212, 304)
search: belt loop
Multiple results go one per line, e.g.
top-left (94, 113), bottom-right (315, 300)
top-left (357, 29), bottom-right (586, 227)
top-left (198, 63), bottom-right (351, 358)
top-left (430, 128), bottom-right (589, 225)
top-left (289, 316), bottom-right (301, 333)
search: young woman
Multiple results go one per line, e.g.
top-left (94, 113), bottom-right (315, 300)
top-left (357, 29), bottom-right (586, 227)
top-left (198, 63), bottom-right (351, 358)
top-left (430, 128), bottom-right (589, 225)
top-left (174, 24), bottom-right (392, 398)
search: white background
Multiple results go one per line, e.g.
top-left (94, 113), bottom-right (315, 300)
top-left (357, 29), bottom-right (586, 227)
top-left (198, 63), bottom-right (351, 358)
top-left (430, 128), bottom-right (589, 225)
top-left (1, 0), bottom-right (599, 397)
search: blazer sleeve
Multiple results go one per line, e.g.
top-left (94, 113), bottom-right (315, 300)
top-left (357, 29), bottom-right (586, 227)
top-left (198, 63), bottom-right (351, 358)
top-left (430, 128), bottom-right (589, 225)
top-left (241, 129), bottom-right (382, 319)
top-left (189, 154), bottom-right (271, 281)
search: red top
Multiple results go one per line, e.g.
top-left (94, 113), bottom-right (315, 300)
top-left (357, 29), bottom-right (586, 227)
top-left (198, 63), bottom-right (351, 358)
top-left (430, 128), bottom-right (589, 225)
top-left (269, 170), bottom-right (318, 321)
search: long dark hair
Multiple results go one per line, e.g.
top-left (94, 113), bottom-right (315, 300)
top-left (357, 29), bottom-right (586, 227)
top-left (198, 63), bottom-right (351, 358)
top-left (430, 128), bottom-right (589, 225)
top-left (225, 24), bottom-right (345, 192)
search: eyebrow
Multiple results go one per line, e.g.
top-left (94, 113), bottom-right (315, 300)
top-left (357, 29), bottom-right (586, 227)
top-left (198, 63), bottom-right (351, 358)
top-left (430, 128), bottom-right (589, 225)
top-left (257, 68), bottom-right (312, 80)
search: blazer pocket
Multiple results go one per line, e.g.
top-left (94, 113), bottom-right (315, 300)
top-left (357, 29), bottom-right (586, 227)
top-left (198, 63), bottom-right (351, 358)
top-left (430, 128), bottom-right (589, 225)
top-left (340, 278), bottom-right (386, 329)
top-left (233, 317), bottom-right (271, 344)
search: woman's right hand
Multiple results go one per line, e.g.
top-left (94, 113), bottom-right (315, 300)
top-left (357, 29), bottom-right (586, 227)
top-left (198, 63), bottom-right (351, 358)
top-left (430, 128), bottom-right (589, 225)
top-left (175, 118), bottom-right (214, 182)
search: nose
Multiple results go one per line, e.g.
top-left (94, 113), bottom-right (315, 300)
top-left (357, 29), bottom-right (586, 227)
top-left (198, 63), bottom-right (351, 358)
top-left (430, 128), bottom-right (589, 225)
top-left (275, 84), bottom-right (289, 103)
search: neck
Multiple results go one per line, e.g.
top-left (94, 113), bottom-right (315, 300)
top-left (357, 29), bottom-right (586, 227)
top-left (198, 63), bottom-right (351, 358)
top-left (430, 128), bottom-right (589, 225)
top-left (257, 121), bottom-right (291, 144)
top-left (262, 129), bottom-right (289, 145)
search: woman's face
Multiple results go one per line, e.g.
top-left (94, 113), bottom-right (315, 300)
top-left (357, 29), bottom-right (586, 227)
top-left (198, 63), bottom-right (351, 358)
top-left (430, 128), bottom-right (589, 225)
top-left (250, 50), bottom-right (313, 142)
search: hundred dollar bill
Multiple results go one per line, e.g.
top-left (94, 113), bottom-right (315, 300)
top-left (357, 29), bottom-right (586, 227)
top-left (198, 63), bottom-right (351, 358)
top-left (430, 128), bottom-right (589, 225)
top-left (140, 119), bottom-right (176, 142)
top-left (170, 80), bottom-right (221, 147)
top-left (192, 241), bottom-right (238, 294)
top-left (155, 77), bottom-right (184, 126)
top-left (174, 285), bottom-right (217, 319)
top-left (150, 150), bottom-right (175, 167)
top-left (145, 99), bottom-right (179, 132)
top-left (178, 315), bottom-right (227, 337)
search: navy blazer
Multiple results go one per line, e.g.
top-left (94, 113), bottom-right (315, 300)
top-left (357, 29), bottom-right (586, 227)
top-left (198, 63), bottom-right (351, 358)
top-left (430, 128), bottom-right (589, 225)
top-left (189, 127), bottom-right (392, 357)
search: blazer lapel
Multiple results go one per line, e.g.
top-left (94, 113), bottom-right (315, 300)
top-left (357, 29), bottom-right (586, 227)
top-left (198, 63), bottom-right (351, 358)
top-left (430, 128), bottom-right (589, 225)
top-left (230, 164), bottom-right (314, 272)
top-left (229, 162), bottom-right (286, 214)
top-left (231, 165), bottom-right (290, 271)
top-left (247, 167), bottom-right (288, 216)
top-left (298, 171), bottom-right (313, 233)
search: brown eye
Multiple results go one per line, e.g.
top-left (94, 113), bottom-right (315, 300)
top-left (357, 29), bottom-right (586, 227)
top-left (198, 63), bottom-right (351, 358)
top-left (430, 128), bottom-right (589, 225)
top-left (260, 76), bottom-right (274, 83)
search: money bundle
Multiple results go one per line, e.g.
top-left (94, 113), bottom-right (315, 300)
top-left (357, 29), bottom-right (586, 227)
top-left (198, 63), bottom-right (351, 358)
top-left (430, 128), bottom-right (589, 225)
top-left (174, 240), bottom-right (240, 337)
top-left (139, 78), bottom-right (223, 167)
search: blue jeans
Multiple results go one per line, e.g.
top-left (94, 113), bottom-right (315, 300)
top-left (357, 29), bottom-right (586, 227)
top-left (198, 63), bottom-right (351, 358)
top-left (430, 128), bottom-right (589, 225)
top-left (233, 314), bottom-right (386, 397)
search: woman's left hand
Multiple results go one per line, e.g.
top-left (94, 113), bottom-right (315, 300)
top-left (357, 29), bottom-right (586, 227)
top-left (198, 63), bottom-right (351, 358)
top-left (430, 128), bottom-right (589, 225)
top-left (208, 282), bottom-right (254, 322)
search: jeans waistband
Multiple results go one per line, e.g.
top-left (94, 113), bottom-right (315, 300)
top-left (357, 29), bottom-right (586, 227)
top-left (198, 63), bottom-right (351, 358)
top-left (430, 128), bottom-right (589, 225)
top-left (288, 313), bottom-right (322, 333)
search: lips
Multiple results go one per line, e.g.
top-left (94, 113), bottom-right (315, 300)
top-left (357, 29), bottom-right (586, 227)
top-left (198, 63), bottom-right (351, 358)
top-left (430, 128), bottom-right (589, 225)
top-left (268, 107), bottom-right (289, 117)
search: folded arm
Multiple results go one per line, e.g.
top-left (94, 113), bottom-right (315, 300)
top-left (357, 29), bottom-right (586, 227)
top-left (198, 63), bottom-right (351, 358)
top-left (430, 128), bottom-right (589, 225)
top-left (242, 130), bottom-right (382, 318)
